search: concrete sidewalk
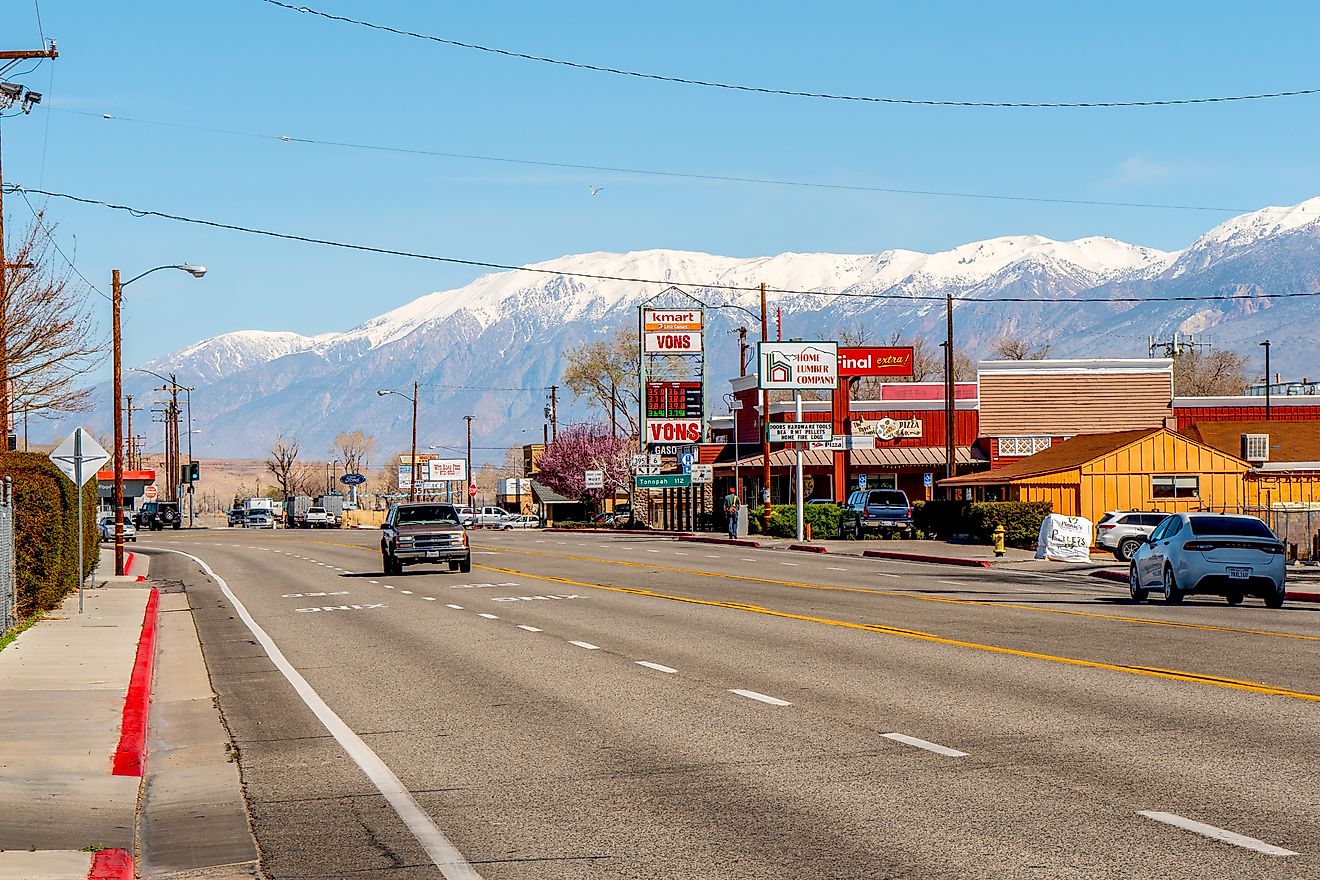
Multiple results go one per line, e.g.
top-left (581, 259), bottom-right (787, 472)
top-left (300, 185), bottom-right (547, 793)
top-left (0, 585), bottom-right (150, 878)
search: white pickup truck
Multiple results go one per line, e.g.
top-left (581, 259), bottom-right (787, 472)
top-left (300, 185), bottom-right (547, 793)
top-left (303, 506), bottom-right (333, 528)
top-left (468, 506), bottom-right (516, 529)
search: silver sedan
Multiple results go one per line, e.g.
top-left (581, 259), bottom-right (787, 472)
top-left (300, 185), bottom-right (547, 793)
top-left (1129, 513), bottom-right (1286, 607)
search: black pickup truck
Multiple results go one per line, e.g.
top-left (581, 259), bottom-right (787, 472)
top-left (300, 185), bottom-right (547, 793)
top-left (381, 502), bottom-right (471, 576)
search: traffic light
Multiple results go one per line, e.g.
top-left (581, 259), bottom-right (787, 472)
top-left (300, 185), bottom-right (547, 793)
top-left (182, 461), bottom-right (200, 483)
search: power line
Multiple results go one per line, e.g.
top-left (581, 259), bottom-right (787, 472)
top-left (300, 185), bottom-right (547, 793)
top-left (260, 0), bottom-right (1320, 110)
top-left (14, 188), bottom-right (109, 301)
top-left (8, 182), bottom-right (1320, 306)
top-left (53, 107), bottom-right (1269, 215)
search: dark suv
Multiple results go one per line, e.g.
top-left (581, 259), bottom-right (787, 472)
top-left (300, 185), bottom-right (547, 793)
top-left (136, 500), bottom-right (181, 531)
top-left (840, 489), bottom-right (913, 539)
top-left (381, 502), bottom-right (471, 576)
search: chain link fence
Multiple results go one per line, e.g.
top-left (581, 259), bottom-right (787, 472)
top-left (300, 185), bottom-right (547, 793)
top-left (0, 477), bottom-right (16, 632)
top-left (1242, 505), bottom-right (1320, 560)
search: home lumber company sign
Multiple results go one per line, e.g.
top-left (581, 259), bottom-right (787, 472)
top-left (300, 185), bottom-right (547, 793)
top-left (758, 341), bottom-right (839, 390)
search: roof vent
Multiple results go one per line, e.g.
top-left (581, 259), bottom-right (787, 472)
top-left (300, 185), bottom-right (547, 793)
top-left (1242, 433), bottom-right (1270, 462)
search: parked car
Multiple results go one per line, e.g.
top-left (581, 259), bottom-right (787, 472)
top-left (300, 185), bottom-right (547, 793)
top-left (97, 513), bottom-right (137, 543)
top-left (840, 489), bottom-right (913, 539)
top-left (136, 500), bottom-right (181, 531)
top-left (380, 502), bottom-right (471, 575)
top-left (472, 506), bottom-right (516, 528)
top-left (227, 508), bottom-right (247, 527)
top-left (244, 510), bottom-right (275, 529)
top-left (1096, 511), bottom-right (1170, 562)
top-left (303, 507), bottom-right (333, 528)
top-left (1129, 513), bottom-right (1286, 607)
top-left (505, 514), bottom-right (541, 529)
top-left (457, 506), bottom-right (477, 527)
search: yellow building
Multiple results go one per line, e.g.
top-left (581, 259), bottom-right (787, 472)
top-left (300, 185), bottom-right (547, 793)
top-left (940, 428), bottom-right (1250, 525)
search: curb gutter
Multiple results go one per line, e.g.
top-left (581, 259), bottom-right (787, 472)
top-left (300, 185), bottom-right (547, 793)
top-left (112, 588), bottom-right (160, 776)
top-left (678, 535), bottom-right (762, 548)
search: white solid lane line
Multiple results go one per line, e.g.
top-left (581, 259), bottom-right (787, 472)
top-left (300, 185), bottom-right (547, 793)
top-left (882, 732), bottom-right (969, 758)
top-left (1137, 811), bottom-right (1298, 857)
top-left (568, 640), bottom-right (600, 650)
top-left (635, 661), bottom-right (676, 674)
top-left (517, 625), bottom-right (542, 632)
top-left (159, 549), bottom-right (483, 879)
top-left (730, 689), bottom-right (792, 706)
top-left (446, 604), bottom-right (464, 609)
top-left (478, 613), bottom-right (499, 620)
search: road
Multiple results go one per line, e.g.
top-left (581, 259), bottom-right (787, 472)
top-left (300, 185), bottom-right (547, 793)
top-left (142, 526), bottom-right (1320, 879)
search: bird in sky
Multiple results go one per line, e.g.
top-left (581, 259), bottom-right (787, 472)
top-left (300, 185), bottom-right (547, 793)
top-left (589, 186), bottom-right (604, 197)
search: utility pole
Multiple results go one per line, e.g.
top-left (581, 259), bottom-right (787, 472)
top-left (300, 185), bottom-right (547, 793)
top-left (1260, 339), bottom-right (1272, 420)
top-left (410, 380), bottom-right (419, 501)
top-left (944, 293), bottom-right (955, 486)
top-left (736, 326), bottom-right (749, 377)
top-left (760, 282), bottom-right (771, 532)
top-left (0, 43), bottom-right (57, 448)
top-left (124, 395), bottom-right (142, 469)
top-left (548, 385), bottom-right (558, 442)
top-left (464, 415), bottom-right (474, 507)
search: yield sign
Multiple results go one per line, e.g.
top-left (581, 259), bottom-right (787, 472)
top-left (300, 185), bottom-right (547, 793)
top-left (50, 427), bottom-right (110, 486)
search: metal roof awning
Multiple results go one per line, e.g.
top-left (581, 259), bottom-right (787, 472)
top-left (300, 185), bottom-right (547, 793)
top-left (716, 446), bottom-right (985, 471)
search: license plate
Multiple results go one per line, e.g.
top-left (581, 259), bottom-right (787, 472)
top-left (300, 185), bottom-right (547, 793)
top-left (426, 551), bottom-right (439, 559)
top-left (1228, 567), bottom-right (1251, 579)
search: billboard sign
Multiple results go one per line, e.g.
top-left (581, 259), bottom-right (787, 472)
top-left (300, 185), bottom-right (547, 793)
top-left (758, 342), bottom-right (838, 390)
top-left (646, 419), bottom-right (703, 445)
top-left (837, 346), bottom-right (915, 378)
top-left (767, 422), bottom-right (832, 443)
top-left (397, 464), bottom-right (413, 491)
top-left (426, 458), bottom-right (467, 482)
top-left (642, 308), bottom-right (703, 354)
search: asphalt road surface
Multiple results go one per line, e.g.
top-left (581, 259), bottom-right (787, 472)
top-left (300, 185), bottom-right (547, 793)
top-left (143, 526), bottom-right (1320, 879)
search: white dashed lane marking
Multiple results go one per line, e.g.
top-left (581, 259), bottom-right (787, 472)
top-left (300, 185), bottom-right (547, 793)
top-left (882, 732), bottom-right (968, 758)
top-left (635, 661), bottom-right (676, 674)
top-left (446, 604), bottom-right (464, 609)
top-left (730, 689), bottom-right (791, 707)
top-left (424, 597), bottom-right (436, 601)
top-left (478, 613), bottom-right (499, 620)
top-left (400, 590), bottom-right (413, 595)
top-left (1138, 811), bottom-right (1298, 857)
top-left (568, 640), bottom-right (600, 650)
top-left (517, 625), bottom-right (542, 632)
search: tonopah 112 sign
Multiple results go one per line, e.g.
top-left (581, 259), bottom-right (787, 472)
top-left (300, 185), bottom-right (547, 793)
top-left (837, 346), bottom-right (915, 378)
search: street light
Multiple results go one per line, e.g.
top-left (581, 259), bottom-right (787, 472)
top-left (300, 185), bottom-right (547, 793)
top-left (378, 382), bottom-right (419, 500)
top-left (112, 264), bottom-right (206, 575)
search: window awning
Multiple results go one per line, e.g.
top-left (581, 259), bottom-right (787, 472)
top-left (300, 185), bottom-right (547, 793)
top-left (716, 446), bottom-right (985, 471)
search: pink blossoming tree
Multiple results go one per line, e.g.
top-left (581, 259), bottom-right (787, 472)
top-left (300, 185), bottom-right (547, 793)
top-left (535, 423), bottom-right (633, 511)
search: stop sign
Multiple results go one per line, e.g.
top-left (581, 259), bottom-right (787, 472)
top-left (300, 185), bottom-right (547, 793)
top-left (144, 485), bottom-right (159, 500)
top-left (468, 484), bottom-right (477, 497)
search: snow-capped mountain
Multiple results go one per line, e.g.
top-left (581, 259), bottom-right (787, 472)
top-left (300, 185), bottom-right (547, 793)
top-left (67, 197), bottom-right (1320, 459)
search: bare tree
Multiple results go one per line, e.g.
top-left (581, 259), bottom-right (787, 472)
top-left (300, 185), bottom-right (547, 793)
top-left (992, 334), bottom-right (1053, 360)
top-left (4, 211), bottom-right (103, 418)
top-left (332, 431), bottom-right (376, 475)
top-left (265, 435), bottom-right (300, 497)
top-left (562, 325), bottom-right (640, 436)
top-left (1174, 349), bottom-right (1249, 396)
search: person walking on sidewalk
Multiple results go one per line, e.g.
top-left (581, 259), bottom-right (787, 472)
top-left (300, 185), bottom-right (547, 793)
top-left (723, 489), bottom-right (740, 539)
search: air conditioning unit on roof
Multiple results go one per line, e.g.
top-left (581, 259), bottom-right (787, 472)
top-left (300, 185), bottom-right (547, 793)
top-left (1242, 433), bottom-right (1270, 462)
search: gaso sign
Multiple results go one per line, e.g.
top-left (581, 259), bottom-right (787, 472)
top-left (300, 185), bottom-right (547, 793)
top-left (643, 308), bottom-right (703, 354)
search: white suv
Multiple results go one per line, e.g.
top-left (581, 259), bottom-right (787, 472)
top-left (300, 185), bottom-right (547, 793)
top-left (1096, 511), bottom-right (1169, 562)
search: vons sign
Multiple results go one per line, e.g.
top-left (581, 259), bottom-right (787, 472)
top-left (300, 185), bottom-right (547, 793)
top-left (643, 308), bottom-right (703, 354)
top-left (647, 419), bottom-right (702, 444)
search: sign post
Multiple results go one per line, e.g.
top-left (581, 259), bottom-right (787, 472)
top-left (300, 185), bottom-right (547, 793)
top-left (50, 428), bottom-right (110, 614)
top-left (758, 341), bottom-right (838, 541)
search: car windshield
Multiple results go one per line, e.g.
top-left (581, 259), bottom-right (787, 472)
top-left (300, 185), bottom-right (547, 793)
top-left (1188, 516), bottom-right (1274, 538)
top-left (396, 505), bottom-right (460, 526)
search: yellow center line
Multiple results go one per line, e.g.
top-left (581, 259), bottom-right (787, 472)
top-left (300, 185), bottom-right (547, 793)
top-left (459, 542), bottom-right (1320, 644)
top-left (471, 560), bottom-right (1320, 704)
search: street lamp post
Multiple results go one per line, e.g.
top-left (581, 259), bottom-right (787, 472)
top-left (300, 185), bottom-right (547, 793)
top-left (113, 264), bottom-right (205, 576)
top-left (378, 382), bottom-right (419, 501)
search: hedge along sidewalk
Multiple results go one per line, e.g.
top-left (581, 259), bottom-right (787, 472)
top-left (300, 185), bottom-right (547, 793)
top-left (0, 586), bottom-right (152, 872)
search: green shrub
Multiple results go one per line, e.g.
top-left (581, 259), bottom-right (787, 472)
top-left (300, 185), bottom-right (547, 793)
top-left (757, 503), bottom-right (843, 539)
top-left (967, 501), bottom-right (1053, 548)
top-left (913, 500), bottom-right (972, 539)
top-left (0, 452), bottom-right (100, 620)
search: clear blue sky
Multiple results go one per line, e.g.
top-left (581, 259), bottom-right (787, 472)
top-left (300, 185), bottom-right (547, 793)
top-left (4, 1), bottom-right (1320, 379)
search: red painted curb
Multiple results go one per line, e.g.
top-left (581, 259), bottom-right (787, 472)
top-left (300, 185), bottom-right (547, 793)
top-left (89, 848), bottom-right (134, 880)
top-left (788, 544), bottom-right (829, 554)
top-left (862, 550), bottom-right (992, 568)
top-left (123, 551), bottom-right (136, 575)
top-left (1091, 570), bottom-right (1130, 584)
top-left (678, 535), bottom-right (762, 548)
top-left (111, 588), bottom-right (160, 776)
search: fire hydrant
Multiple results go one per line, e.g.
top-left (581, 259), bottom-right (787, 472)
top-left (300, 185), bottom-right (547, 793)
top-left (992, 524), bottom-right (1006, 558)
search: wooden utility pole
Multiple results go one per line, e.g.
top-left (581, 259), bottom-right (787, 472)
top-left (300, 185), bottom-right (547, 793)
top-left (0, 43), bottom-right (58, 449)
top-left (409, 380), bottom-right (419, 501)
top-left (944, 293), bottom-right (955, 486)
top-left (124, 394), bottom-right (142, 470)
top-left (760, 282), bottom-right (771, 532)
top-left (548, 385), bottom-right (558, 442)
top-left (737, 326), bottom-right (748, 377)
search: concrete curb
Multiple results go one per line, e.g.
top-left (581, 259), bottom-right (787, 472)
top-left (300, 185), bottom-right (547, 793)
top-left (88, 849), bottom-right (133, 880)
top-left (545, 527), bottom-right (694, 536)
top-left (788, 544), bottom-right (829, 554)
top-left (678, 535), bottom-right (763, 548)
top-left (862, 549), bottom-right (992, 568)
top-left (111, 588), bottom-right (159, 776)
